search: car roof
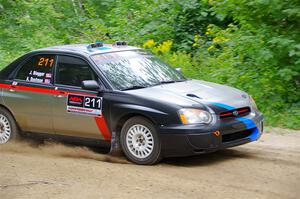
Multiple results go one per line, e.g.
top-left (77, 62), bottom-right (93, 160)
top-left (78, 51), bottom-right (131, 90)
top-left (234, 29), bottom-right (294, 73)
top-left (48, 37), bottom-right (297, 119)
top-left (33, 44), bottom-right (141, 56)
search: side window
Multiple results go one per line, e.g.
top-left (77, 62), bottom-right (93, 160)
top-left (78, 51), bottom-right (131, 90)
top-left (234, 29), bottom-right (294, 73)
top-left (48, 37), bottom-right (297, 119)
top-left (55, 56), bottom-right (96, 87)
top-left (15, 54), bottom-right (55, 84)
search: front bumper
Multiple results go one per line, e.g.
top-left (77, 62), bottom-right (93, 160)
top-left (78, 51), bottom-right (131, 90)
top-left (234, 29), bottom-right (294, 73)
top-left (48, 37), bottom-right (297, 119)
top-left (159, 112), bottom-right (264, 157)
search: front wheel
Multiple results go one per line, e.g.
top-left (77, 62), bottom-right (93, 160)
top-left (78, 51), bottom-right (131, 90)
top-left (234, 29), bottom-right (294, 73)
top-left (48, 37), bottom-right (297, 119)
top-left (120, 116), bottom-right (162, 165)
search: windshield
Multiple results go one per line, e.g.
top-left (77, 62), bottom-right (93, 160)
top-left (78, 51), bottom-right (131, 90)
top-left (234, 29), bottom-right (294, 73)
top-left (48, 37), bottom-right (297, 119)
top-left (91, 50), bottom-right (185, 90)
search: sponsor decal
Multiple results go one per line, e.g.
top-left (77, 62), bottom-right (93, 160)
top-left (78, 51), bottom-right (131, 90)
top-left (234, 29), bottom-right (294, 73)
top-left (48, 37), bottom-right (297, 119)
top-left (45, 73), bottom-right (52, 78)
top-left (44, 79), bottom-right (51, 84)
top-left (25, 70), bottom-right (52, 84)
top-left (67, 94), bottom-right (102, 116)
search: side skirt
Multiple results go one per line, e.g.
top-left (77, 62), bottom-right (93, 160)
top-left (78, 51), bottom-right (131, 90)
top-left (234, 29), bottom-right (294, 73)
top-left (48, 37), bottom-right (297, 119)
top-left (21, 131), bottom-right (111, 150)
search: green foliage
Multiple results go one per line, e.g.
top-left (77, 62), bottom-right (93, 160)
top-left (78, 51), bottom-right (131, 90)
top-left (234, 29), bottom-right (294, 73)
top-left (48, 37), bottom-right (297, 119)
top-left (0, 0), bottom-right (299, 129)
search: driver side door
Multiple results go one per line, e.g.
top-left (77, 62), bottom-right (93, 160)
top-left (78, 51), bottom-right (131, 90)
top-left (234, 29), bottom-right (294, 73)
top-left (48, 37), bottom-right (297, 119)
top-left (52, 55), bottom-right (110, 140)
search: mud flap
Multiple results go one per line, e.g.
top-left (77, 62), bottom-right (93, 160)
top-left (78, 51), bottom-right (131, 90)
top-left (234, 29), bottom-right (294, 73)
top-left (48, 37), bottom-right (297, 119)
top-left (109, 131), bottom-right (123, 156)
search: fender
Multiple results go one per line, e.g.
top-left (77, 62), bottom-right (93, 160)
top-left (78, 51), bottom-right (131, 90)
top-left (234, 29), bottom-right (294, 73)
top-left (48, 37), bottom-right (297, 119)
top-left (110, 103), bottom-right (169, 131)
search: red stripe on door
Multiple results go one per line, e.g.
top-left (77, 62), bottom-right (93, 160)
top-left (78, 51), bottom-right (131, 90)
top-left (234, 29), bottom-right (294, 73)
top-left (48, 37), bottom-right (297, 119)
top-left (0, 83), bottom-right (59, 95)
top-left (15, 85), bottom-right (59, 95)
top-left (0, 84), bottom-right (12, 89)
top-left (94, 116), bottom-right (111, 140)
top-left (0, 83), bottom-right (97, 97)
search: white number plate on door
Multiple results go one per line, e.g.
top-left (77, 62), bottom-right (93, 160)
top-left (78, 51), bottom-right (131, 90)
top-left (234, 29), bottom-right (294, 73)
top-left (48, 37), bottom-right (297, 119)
top-left (67, 94), bottom-right (102, 116)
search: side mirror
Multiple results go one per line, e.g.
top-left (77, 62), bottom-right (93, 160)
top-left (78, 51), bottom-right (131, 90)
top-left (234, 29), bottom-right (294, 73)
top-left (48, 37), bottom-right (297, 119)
top-left (81, 80), bottom-right (100, 91)
top-left (175, 67), bottom-right (183, 75)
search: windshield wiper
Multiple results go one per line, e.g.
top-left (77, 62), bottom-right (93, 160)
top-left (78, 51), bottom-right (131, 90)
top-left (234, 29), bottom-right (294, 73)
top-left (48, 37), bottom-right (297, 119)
top-left (159, 80), bottom-right (176, 84)
top-left (121, 85), bottom-right (147, 91)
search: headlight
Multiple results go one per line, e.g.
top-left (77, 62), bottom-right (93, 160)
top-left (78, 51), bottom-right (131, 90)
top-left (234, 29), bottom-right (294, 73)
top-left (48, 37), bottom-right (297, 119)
top-left (249, 95), bottom-right (258, 110)
top-left (179, 109), bottom-right (212, 124)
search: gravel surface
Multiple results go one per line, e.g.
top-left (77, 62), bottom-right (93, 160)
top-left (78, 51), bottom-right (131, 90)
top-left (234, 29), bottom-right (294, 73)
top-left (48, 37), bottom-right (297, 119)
top-left (0, 128), bottom-right (299, 199)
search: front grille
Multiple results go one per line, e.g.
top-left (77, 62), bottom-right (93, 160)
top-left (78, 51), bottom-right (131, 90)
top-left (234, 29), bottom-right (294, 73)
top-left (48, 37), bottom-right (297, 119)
top-left (219, 107), bottom-right (251, 119)
top-left (222, 129), bottom-right (253, 142)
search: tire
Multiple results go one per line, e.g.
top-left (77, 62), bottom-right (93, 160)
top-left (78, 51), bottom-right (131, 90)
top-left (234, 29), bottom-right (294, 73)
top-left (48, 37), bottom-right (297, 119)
top-left (120, 116), bottom-right (162, 165)
top-left (0, 107), bottom-right (19, 144)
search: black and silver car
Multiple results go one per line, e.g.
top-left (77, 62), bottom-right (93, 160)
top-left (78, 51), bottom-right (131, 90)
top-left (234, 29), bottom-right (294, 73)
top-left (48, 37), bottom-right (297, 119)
top-left (0, 42), bottom-right (264, 165)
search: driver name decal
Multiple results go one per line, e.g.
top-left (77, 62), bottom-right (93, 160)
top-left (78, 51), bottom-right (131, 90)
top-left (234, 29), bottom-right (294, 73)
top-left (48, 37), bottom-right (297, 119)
top-left (67, 94), bottom-right (102, 116)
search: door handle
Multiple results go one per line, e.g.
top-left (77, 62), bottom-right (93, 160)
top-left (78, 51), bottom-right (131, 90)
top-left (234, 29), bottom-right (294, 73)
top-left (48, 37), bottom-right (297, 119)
top-left (56, 95), bottom-right (65, 98)
top-left (54, 90), bottom-right (66, 98)
top-left (9, 86), bottom-right (16, 92)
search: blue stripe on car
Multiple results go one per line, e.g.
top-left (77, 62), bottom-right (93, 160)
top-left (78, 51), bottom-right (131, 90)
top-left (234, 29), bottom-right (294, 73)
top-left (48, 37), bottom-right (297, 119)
top-left (235, 117), bottom-right (256, 129)
top-left (208, 102), bottom-right (259, 141)
top-left (208, 102), bottom-right (235, 110)
top-left (247, 128), bottom-right (260, 141)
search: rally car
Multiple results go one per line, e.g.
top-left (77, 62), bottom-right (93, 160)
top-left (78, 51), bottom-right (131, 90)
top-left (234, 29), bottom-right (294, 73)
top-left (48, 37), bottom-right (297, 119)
top-left (0, 42), bottom-right (263, 165)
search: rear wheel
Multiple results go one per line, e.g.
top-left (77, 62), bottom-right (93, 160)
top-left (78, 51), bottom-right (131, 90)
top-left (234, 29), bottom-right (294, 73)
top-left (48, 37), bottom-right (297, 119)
top-left (120, 116), bottom-right (162, 165)
top-left (0, 108), bottom-right (19, 144)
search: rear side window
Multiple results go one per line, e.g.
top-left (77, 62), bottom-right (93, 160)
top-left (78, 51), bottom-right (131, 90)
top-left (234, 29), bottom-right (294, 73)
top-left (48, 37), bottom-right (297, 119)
top-left (55, 56), bottom-right (96, 87)
top-left (15, 54), bottom-right (55, 84)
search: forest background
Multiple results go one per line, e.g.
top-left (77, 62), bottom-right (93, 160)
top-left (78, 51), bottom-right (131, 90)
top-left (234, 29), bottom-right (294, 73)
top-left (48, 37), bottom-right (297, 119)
top-left (0, 0), bottom-right (299, 129)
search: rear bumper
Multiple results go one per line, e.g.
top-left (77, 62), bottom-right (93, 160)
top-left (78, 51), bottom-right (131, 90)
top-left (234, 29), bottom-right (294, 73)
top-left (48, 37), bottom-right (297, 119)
top-left (159, 112), bottom-right (264, 157)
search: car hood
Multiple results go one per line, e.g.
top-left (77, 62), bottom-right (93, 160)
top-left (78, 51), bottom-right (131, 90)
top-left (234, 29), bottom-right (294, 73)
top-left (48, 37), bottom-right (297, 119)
top-left (126, 79), bottom-right (250, 110)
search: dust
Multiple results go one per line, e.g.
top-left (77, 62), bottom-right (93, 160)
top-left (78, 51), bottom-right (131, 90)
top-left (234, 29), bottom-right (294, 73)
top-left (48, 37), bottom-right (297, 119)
top-left (0, 140), bottom-right (129, 164)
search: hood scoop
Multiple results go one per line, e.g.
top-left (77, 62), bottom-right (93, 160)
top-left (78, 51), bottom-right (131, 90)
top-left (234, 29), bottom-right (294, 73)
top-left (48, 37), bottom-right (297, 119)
top-left (186, 93), bottom-right (202, 99)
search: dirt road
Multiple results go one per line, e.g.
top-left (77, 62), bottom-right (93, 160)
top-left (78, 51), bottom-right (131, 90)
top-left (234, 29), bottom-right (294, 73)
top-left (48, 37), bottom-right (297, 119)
top-left (0, 128), bottom-right (299, 199)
